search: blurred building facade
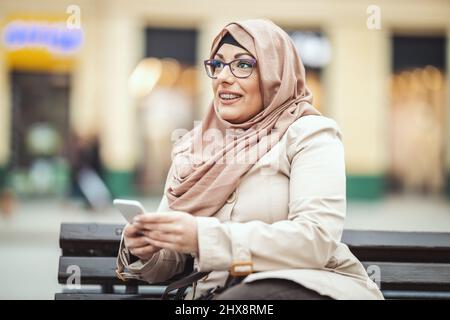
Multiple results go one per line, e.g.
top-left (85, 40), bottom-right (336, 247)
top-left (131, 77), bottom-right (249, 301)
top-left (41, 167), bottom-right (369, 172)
top-left (0, 0), bottom-right (449, 202)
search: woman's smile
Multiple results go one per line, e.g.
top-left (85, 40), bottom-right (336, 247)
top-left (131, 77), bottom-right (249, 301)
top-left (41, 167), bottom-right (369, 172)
top-left (218, 89), bottom-right (244, 105)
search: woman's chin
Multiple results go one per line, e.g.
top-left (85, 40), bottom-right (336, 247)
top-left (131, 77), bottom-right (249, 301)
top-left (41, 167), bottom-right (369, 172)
top-left (219, 108), bottom-right (240, 123)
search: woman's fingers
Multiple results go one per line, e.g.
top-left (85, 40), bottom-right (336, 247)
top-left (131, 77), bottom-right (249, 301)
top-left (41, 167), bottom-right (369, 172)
top-left (135, 222), bottom-right (182, 234)
top-left (144, 230), bottom-right (180, 243)
top-left (125, 236), bottom-right (152, 249)
top-left (134, 212), bottom-right (179, 224)
top-left (144, 230), bottom-right (193, 253)
top-left (123, 223), bottom-right (143, 237)
top-left (130, 244), bottom-right (159, 257)
top-left (146, 238), bottom-right (176, 252)
top-left (126, 211), bottom-right (198, 255)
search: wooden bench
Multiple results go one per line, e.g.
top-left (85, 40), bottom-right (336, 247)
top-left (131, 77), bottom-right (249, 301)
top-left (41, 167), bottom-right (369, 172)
top-left (55, 223), bottom-right (450, 300)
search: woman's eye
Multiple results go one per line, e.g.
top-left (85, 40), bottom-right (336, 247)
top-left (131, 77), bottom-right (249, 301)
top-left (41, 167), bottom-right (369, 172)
top-left (212, 60), bottom-right (223, 68)
top-left (237, 60), bottom-right (252, 69)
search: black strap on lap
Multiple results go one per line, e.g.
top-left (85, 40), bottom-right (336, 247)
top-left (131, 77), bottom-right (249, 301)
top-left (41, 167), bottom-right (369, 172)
top-left (162, 270), bottom-right (247, 300)
top-left (162, 271), bottom-right (210, 300)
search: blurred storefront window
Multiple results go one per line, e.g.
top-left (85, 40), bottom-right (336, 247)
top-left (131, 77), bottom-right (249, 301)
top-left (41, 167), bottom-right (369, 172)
top-left (2, 15), bottom-right (82, 199)
top-left (389, 35), bottom-right (447, 195)
top-left (10, 71), bottom-right (70, 197)
top-left (289, 30), bottom-right (330, 113)
top-left (131, 27), bottom-right (198, 195)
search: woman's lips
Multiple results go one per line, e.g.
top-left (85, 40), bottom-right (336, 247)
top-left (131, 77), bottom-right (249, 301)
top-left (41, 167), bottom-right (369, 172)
top-left (219, 95), bottom-right (242, 105)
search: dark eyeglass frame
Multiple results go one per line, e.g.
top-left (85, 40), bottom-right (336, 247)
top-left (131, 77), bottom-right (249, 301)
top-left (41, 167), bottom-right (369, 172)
top-left (204, 58), bottom-right (257, 79)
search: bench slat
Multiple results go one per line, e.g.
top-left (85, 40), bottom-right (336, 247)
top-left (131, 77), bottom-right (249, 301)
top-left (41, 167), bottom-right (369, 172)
top-left (60, 223), bottom-right (450, 262)
top-left (343, 230), bottom-right (450, 263)
top-left (58, 256), bottom-right (193, 286)
top-left (55, 290), bottom-right (450, 300)
top-left (54, 293), bottom-right (162, 300)
top-left (382, 290), bottom-right (450, 300)
top-left (58, 255), bottom-right (450, 291)
top-left (361, 261), bottom-right (450, 290)
top-left (60, 224), bottom-right (124, 257)
top-left (58, 256), bottom-right (141, 285)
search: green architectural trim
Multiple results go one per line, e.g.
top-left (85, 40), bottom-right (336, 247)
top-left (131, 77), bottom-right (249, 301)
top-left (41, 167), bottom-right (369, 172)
top-left (0, 164), bottom-right (7, 190)
top-left (347, 174), bottom-right (385, 200)
top-left (103, 169), bottom-right (135, 198)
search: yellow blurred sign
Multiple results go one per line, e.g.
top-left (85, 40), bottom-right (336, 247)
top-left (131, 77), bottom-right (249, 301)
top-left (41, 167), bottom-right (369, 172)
top-left (1, 15), bottom-right (83, 72)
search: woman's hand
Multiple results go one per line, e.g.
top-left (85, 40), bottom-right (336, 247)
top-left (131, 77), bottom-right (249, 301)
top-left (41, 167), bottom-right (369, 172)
top-left (123, 223), bottom-right (161, 260)
top-left (133, 211), bottom-right (199, 255)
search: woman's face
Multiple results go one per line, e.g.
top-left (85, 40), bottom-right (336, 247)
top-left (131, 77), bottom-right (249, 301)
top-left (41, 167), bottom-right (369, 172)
top-left (212, 44), bottom-right (263, 124)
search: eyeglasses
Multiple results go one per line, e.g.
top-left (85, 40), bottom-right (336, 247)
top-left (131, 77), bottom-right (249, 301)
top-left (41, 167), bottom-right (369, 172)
top-left (204, 58), bottom-right (257, 79)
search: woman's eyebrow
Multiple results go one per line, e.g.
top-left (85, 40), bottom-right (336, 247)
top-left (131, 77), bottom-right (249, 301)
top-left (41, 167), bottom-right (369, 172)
top-left (215, 52), bottom-right (254, 59)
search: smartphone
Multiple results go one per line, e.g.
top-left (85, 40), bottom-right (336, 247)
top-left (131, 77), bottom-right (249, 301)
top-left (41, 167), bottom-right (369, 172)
top-left (113, 199), bottom-right (147, 223)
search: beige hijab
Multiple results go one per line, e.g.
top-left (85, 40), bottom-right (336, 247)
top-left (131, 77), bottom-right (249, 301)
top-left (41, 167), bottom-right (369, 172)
top-left (166, 19), bottom-right (320, 216)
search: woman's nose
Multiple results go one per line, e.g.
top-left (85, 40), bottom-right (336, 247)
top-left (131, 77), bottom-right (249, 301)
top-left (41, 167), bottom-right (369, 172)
top-left (216, 65), bottom-right (235, 82)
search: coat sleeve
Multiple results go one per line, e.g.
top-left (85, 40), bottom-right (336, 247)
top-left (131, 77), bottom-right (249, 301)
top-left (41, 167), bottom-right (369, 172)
top-left (116, 165), bottom-right (189, 284)
top-left (195, 116), bottom-right (346, 272)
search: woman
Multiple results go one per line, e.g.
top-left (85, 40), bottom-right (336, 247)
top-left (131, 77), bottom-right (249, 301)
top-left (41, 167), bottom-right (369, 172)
top-left (116, 19), bottom-right (384, 300)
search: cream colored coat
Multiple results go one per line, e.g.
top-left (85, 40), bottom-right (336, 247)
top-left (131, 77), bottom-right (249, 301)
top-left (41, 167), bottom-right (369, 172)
top-left (117, 115), bottom-right (384, 300)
